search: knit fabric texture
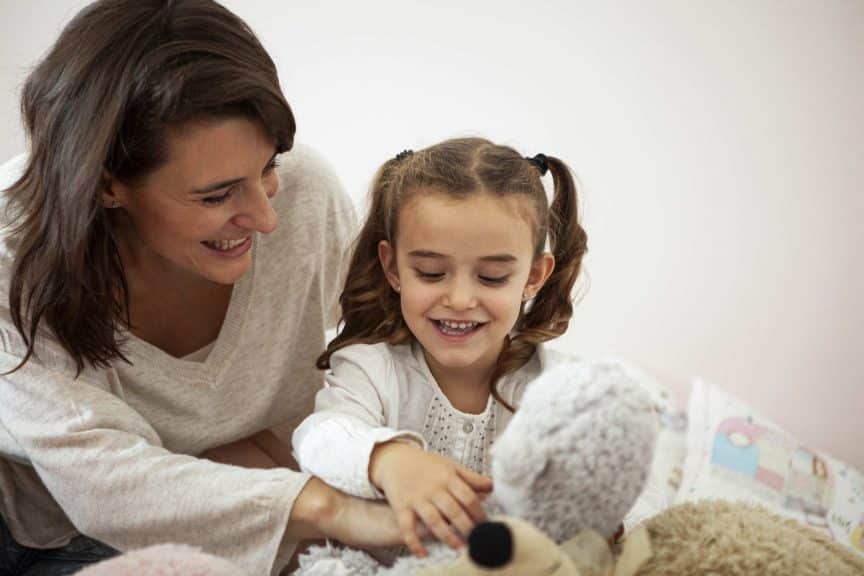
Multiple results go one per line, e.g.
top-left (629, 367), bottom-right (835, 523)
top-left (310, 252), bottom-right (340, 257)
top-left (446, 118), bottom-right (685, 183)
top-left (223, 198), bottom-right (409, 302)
top-left (490, 360), bottom-right (658, 542)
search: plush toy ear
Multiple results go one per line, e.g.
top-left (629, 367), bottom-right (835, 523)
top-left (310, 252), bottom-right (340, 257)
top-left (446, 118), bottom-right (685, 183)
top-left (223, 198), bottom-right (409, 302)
top-left (559, 530), bottom-right (614, 576)
top-left (612, 525), bottom-right (654, 576)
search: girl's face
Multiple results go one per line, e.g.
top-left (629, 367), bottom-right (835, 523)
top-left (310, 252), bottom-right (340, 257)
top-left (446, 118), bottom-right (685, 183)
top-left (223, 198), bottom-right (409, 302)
top-left (379, 191), bottom-right (554, 382)
top-left (105, 116), bottom-right (280, 286)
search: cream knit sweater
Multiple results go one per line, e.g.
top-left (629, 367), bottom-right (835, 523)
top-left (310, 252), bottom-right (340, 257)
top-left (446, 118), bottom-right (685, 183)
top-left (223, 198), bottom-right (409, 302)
top-left (0, 144), bottom-right (355, 575)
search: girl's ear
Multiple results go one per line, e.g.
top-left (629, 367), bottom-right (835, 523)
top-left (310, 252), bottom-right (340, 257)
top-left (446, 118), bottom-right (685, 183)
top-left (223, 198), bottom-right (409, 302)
top-left (523, 253), bottom-right (555, 301)
top-left (377, 240), bottom-right (401, 293)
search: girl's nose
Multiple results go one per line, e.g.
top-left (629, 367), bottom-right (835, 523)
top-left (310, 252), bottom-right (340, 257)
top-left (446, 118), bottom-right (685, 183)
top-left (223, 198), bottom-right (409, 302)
top-left (443, 276), bottom-right (477, 310)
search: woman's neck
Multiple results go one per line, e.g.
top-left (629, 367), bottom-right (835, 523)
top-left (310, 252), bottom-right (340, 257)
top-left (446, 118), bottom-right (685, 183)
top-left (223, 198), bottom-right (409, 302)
top-left (114, 219), bottom-right (233, 358)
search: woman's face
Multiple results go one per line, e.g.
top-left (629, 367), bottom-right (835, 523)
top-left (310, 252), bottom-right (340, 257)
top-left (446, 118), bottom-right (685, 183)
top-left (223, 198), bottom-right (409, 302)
top-left (107, 116), bottom-right (280, 285)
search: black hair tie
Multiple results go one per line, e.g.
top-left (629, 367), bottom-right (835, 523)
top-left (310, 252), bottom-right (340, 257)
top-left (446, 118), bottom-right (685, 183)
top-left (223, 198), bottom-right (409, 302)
top-left (526, 153), bottom-right (549, 176)
top-left (395, 149), bottom-right (413, 161)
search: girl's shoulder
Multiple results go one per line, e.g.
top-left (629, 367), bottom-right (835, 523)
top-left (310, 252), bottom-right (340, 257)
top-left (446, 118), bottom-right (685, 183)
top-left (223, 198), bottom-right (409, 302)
top-left (327, 341), bottom-right (409, 374)
top-left (536, 344), bottom-right (579, 373)
top-left (502, 344), bottom-right (579, 407)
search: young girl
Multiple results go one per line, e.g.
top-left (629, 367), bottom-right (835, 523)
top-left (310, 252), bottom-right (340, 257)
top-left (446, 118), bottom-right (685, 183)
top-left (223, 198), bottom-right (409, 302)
top-left (292, 137), bottom-right (588, 557)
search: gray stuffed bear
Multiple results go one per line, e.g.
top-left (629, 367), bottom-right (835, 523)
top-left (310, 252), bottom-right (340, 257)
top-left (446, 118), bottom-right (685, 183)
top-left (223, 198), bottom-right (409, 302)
top-left (294, 360), bottom-right (658, 575)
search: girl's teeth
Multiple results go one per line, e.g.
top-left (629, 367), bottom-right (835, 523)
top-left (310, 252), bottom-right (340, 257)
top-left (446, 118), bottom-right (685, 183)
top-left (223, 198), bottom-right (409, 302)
top-left (437, 320), bottom-right (480, 335)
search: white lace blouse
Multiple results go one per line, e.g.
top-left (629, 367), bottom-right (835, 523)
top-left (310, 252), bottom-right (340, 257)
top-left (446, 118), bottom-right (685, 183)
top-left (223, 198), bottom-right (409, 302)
top-left (292, 341), bottom-right (566, 499)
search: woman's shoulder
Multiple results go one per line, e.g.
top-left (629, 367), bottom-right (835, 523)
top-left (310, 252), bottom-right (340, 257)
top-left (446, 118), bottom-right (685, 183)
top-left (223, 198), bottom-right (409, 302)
top-left (261, 143), bottom-right (356, 263)
top-left (0, 154), bottom-right (28, 260)
top-left (272, 143), bottom-right (353, 220)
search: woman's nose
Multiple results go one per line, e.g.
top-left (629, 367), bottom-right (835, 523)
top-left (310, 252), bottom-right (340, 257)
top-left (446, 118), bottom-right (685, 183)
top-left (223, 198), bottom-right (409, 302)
top-left (232, 179), bottom-right (278, 233)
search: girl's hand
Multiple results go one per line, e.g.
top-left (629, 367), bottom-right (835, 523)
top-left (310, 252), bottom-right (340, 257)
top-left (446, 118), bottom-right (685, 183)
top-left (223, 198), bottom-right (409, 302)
top-left (369, 442), bottom-right (492, 557)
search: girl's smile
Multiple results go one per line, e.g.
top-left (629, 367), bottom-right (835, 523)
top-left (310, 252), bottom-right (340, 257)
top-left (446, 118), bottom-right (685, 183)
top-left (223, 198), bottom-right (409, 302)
top-left (430, 318), bottom-right (489, 340)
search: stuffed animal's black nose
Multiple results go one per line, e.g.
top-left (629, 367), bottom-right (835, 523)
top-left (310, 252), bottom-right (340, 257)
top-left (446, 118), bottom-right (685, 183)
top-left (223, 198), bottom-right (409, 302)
top-left (468, 521), bottom-right (513, 568)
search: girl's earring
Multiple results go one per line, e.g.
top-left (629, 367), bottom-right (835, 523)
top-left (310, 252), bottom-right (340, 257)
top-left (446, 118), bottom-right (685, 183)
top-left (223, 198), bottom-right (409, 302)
top-left (522, 291), bottom-right (532, 301)
top-left (393, 284), bottom-right (401, 293)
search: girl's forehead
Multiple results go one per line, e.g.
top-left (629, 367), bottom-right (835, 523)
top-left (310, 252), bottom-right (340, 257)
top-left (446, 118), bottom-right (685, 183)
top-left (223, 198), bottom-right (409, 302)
top-left (396, 192), bottom-right (536, 257)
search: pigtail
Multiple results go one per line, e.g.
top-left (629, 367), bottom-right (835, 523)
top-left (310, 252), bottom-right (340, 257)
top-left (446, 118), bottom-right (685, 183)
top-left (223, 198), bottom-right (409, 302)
top-left (316, 159), bottom-right (413, 369)
top-left (490, 155), bottom-right (587, 410)
top-left (520, 156), bottom-right (586, 337)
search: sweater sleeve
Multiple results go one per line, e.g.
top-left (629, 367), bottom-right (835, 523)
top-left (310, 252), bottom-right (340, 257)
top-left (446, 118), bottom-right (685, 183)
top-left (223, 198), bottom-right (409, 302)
top-left (292, 345), bottom-right (424, 499)
top-left (0, 349), bottom-right (307, 576)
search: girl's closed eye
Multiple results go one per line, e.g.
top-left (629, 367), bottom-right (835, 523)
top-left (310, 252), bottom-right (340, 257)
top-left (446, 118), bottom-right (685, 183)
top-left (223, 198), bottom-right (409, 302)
top-left (479, 274), bottom-right (510, 285)
top-left (415, 269), bottom-right (445, 281)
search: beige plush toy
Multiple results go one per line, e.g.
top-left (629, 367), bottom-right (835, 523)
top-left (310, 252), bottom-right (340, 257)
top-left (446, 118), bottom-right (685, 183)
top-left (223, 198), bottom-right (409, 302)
top-left (628, 500), bottom-right (864, 576)
top-left (416, 516), bottom-right (605, 576)
top-left (412, 501), bottom-right (864, 576)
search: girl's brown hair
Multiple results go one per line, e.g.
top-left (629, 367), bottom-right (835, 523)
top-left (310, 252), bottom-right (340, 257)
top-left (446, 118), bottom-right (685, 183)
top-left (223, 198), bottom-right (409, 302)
top-left (318, 137), bottom-right (588, 410)
top-left (3, 0), bottom-right (295, 375)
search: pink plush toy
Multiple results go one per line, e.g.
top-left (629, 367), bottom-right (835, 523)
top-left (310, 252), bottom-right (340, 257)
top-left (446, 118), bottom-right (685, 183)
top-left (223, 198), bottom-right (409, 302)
top-left (74, 543), bottom-right (243, 576)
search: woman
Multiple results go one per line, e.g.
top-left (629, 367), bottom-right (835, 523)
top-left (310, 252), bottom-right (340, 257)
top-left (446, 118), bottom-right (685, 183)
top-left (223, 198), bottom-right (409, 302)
top-left (0, 1), bottom-right (401, 574)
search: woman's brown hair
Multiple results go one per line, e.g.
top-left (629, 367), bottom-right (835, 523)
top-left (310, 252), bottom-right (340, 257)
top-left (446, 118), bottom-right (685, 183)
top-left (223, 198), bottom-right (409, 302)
top-left (2, 0), bottom-right (295, 375)
top-left (318, 137), bottom-right (588, 410)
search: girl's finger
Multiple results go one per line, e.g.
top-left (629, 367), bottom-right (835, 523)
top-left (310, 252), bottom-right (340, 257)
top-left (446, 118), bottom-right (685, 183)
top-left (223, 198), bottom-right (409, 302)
top-left (433, 492), bottom-right (475, 537)
top-left (449, 479), bottom-right (487, 523)
top-left (397, 509), bottom-right (426, 557)
top-left (455, 466), bottom-right (493, 492)
top-left (415, 501), bottom-right (463, 550)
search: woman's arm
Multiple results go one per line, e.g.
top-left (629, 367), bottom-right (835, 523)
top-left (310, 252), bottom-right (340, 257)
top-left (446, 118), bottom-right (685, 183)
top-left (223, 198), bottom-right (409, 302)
top-left (0, 349), bottom-right (332, 575)
top-left (285, 476), bottom-right (403, 547)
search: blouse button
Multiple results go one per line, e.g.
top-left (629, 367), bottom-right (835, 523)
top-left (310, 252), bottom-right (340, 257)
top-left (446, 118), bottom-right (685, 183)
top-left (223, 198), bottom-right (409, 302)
top-left (463, 422), bottom-right (474, 433)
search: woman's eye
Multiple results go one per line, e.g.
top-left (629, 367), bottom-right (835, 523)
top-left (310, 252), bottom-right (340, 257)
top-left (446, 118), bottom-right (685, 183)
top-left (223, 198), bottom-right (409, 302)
top-left (479, 275), bottom-right (509, 285)
top-left (263, 156), bottom-right (281, 175)
top-left (415, 270), bottom-right (445, 281)
top-left (201, 188), bottom-right (233, 206)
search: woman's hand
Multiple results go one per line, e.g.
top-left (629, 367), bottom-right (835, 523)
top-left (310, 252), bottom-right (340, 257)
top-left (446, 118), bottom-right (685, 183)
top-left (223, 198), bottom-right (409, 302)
top-left (369, 442), bottom-right (492, 557)
top-left (286, 477), bottom-right (404, 548)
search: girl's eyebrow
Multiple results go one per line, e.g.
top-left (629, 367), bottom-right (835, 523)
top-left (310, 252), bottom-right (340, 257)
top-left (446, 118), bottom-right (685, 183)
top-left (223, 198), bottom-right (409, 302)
top-left (408, 250), bottom-right (446, 259)
top-left (407, 250), bottom-right (516, 263)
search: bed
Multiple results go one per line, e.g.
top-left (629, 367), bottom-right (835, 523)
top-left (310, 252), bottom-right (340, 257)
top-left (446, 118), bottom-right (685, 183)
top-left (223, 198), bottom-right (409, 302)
top-left (620, 360), bottom-right (864, 558)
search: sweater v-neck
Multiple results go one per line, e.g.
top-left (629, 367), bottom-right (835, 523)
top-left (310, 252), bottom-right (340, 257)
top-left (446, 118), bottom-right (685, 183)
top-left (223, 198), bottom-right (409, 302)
top-left (122, 236), bottom-right (257, 383)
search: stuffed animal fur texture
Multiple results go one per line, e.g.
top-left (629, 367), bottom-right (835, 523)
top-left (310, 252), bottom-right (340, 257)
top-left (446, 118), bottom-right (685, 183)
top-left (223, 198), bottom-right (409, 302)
top-left (295, 360), bottom-right (658, 575)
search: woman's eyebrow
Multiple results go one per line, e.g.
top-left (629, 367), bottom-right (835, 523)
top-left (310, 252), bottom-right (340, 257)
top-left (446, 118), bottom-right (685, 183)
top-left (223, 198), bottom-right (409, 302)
top-left (192, 177), bottom-right (244, 195)
top-left (191, 151), bottom-right (278, 195)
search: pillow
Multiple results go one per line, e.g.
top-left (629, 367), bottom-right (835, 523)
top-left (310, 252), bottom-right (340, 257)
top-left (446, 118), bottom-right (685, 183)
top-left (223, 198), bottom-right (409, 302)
top-left (612, 359), bottom-right (688, 530)
top-left (678, 379), bottom-right (864, 556)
